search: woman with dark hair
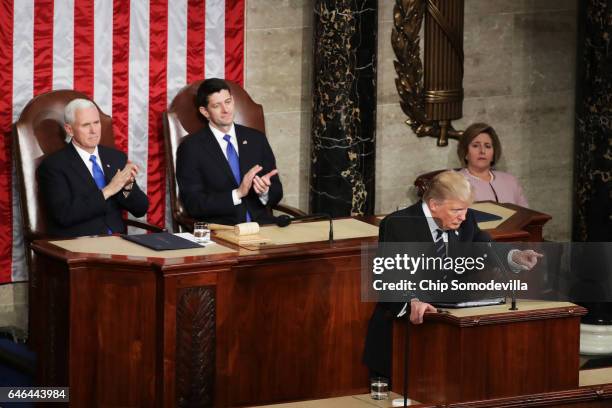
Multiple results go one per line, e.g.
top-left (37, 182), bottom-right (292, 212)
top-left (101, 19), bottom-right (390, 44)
top-left (457, 122), bottom-right (528, 207)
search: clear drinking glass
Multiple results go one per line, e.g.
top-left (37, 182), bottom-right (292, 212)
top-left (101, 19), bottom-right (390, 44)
top-left (370, 376), bottom-right (389, 400)
top-left (193, 222), bottom-right (210, 244)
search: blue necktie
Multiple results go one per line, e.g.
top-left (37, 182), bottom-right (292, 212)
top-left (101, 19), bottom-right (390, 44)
top-left (223, 135), bottom-right (251, 222)
top-left (90, 155), bottom-right (107, 189)
top-left (90, 155), bottom-right (112, 234)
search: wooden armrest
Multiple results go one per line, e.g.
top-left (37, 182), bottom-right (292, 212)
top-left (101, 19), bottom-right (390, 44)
top-left (125, 218), bottom-right (166, 232)
top-left (176, 213), bottom-right (197, 232)
top-left (273, 203), bottom-right (307, 217)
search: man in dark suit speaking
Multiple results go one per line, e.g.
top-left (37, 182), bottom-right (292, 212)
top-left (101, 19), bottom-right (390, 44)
top-left (176, 78), bottom-right (282, 225)
top-left (37, 99), bottom-right (149, 238)
top-left (363, 171), bottom-right (542, 379)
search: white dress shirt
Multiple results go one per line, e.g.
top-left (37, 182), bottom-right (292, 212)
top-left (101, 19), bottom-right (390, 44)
top-left (72, 142), bottom-right (103, 177)
top-left (397, 202), bottom-right (458, 317)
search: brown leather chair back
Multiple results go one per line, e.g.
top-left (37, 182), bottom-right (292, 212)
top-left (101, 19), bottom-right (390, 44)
top-left (163, 80), bottom-right (265, 231)
top-left (13, 90), bottom-right (114, 241)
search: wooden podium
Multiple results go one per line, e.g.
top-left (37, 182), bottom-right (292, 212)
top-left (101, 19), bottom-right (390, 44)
top-left (392, 300), bottom-right (587, 405)
top-left (472, 201), bottom-right (552, 242)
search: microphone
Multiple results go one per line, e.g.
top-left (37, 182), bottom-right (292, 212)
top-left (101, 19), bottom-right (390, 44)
top-left (486, 242), bottom-right (518, 310)
top-left (275, 213), bottom-right (334, 243)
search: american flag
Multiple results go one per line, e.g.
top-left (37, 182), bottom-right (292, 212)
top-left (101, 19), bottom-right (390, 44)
top-left (0, 0), bottom-right (245, 283)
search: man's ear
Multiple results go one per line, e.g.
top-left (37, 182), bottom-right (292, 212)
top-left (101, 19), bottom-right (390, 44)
top-left (198, 106), bottom-right (209, 119)
top-left (427, 198), bottom-right (437, 211)
top-left (64, 123), bottom-right (74, 137)
top-left (428, 198), bottom-right (444, 218)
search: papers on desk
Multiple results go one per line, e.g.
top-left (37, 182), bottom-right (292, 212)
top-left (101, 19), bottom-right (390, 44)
top-left (432, 297), bottom-right (506, 309)
top-left (392, 397), bottom-right (415, 406)
top-left (174, 232), bottom-right (210, 245)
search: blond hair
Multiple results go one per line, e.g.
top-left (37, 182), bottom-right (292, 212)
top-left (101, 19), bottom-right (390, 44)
top-left (423, 170), bottom-right (474, 204)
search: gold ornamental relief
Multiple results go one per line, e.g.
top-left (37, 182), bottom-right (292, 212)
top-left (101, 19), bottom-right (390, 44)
top-left (393, 0), bottom-right (465, 146)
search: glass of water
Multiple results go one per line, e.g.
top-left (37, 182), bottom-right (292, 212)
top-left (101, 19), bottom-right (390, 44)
top-left (193, 222), bottom-right (210, 244)
top-left (370, 376), bottom-right (389, 400)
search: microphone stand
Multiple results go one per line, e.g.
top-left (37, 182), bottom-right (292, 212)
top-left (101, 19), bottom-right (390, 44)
top-left (402, 314), bottom-right (410, 407)
top-left (277, 213), bottom-right (334, 243)
top-left (488, 242), bottom-right (518, 311)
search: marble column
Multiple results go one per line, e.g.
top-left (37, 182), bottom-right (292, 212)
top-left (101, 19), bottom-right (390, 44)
top-left (573, 0), bottom-right (612, 354)
top-left (310, 1), bottom-right (377, 216)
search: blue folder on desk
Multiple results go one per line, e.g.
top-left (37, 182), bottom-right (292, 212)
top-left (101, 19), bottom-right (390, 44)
top-left (471, 208), bottom-right (503, 223)
top-left (122, 232), bottom-right (202, 251)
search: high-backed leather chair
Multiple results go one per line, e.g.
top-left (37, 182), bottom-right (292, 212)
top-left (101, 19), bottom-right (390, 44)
top-left (163, 80), bottom-right (305, 231)
top-left (13, 90), bottom-right (163, 348)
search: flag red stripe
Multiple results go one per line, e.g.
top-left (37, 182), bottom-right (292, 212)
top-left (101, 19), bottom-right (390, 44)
top-left (187, 0), bottom-right (205, 83)
top-left (112, 0), bottom-right (129, 153)
top-left (0, 0), bottom-right (14, 283)
top-left (74, 0), bottom-right (94, 97)
top-left (33, 0), bottom-right (54, 95)
top-left (147, 0), bottom-right (168, 228)
top-left (225, 0), bottom-right (244, 85)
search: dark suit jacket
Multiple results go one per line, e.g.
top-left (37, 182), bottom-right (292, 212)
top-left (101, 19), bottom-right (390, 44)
top-left (363, 201), bottom-right (492, 378)
top-left (37, 143), bottom-right (149, 238)
top-left (176, 124), bottom-right (283, 225)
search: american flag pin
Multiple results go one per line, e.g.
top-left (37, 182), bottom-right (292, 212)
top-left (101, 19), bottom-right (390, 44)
top-left (242, 140), bottom-right (247, 144)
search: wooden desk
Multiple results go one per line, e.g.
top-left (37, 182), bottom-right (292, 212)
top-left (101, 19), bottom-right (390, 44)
top-left (31, 217), bottom-right (380, 407)
top-left (392, 300), bottom-right (588, 405)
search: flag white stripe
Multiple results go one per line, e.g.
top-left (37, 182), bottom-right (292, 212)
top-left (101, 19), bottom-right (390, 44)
top-left (12, 0), bottom-right (34, 122)
top-left (205, 0), bottom-right (225, 79)
top-left (166, 0), bottom-right (188, 231)
top-left (93, 0), bottom-right (113, 114)
top-left (11, 0), bottom-right (34, 281)
top-left (167, 0), bottom-right (187, 104)
top-left (127, 0), bottom-right (150, 200)
top-left (52, 0), bottom-right (74, 90)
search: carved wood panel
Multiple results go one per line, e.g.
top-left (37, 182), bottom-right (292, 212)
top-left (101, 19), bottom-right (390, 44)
top-left (176, 286), bottom-right (216, 407)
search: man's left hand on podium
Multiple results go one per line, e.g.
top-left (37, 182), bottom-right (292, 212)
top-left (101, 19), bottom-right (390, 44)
top-left (410, 299), bottom-right (438, 324)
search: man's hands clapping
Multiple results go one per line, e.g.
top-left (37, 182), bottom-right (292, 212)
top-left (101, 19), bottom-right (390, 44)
top-left (237, 165), bottom-right (278, 198)
top-left (102, 161), bottom-right (139, 200)
top-left (253, 169), bottom-right (278, 195)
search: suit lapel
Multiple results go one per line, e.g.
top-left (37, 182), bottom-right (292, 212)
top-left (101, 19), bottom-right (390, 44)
top-left (199, 126), bottom-right (238, 187)
top-left (235, 126), bottom-right (252, 177)
top-left (411, 201), bottom-right (434, 242)
top-left (98, 146), bottom-right (117, 183)
top-left (67, 143), bottom-right (99, 190)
